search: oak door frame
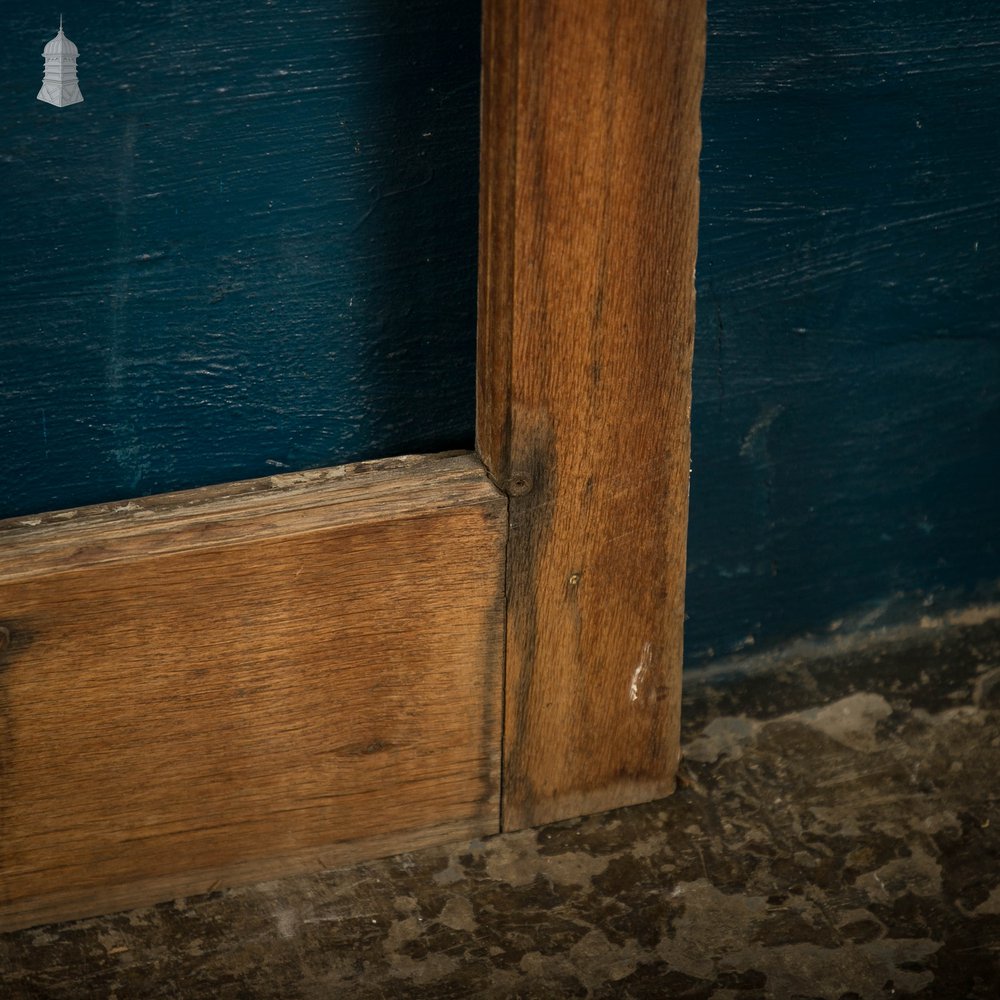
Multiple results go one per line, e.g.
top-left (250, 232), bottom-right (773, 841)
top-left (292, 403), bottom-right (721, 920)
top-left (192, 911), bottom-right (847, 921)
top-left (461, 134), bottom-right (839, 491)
top-left (478, 0), bottom-right (705, 830)
top-left (0, 0), bottom-right (705, 931)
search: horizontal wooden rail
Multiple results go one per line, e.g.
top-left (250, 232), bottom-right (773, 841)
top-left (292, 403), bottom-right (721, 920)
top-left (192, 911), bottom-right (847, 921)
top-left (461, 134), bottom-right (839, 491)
top-left (0, 452), bottom-right (505, 931)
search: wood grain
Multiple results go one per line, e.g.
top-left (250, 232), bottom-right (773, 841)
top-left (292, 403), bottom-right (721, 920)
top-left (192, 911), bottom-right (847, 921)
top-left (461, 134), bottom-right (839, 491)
top-left (0, 453), bottom-right (505, 931)
top-left (478, 0), bottom-right (706, 828)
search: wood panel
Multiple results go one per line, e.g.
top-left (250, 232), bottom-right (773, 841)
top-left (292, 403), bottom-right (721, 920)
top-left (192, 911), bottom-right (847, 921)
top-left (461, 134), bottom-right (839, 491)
top-left (478, 0), bottom-right (706, 828)
top-left (0, 452), bottom-right (505, 932)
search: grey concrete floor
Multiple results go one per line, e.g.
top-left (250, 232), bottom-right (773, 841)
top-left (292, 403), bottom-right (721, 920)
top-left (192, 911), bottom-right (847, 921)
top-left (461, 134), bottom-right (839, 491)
top-left (3, 615), bottom-right (999, 999)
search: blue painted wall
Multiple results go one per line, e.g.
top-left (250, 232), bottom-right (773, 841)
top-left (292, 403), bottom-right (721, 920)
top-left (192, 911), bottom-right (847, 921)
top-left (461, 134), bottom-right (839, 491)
top-left (0, 1), bottom-right (479, 518)
top-left (685, 0), bottom-right (1000, 662)
top-left (4, 2), bottom-right (998, 664)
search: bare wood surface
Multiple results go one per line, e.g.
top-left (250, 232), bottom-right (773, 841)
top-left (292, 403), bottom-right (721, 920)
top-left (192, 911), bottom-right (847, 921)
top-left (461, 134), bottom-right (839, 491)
top-left (0, 452), bottom-right (493, 581)
top-left (478, 0), bottom-right (706, 828)
top-left (0, 453), bottom-right (505, 931)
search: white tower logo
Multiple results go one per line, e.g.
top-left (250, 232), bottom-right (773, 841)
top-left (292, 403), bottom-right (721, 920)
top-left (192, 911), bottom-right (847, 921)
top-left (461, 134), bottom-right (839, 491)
top-left (37, 16), bottom-right (84, 108)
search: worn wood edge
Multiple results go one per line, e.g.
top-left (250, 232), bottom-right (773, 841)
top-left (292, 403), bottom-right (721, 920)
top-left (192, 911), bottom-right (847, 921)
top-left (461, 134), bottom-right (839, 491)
top-left (0, 451), bottom-right (500, 581)
top-left (476, 0), bottom-right (518, 481)
top-left (476, 0), bottom-right (519, 837)
top-left (539, 776), bottom-right (680, 833)
top-left (0, 816), bottom-right (491, 934)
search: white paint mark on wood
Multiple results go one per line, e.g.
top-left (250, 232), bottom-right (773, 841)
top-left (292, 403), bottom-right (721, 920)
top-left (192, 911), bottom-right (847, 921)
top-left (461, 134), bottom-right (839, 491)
top-left (629, 642), bottom-right (653, 704)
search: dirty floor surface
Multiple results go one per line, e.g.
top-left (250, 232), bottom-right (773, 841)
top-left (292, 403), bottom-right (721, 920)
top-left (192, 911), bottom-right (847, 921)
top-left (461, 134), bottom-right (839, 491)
top-left (3, 616), bottom-right (999, 999)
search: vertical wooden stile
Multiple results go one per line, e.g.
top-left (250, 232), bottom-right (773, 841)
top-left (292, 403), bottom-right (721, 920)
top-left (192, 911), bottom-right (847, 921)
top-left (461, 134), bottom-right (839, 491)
top-left (478, 0), bottom-right (706, 829)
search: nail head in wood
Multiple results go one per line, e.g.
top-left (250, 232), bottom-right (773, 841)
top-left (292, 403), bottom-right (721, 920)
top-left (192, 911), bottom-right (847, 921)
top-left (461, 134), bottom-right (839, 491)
top-left (508, 474), bottom-right (534, 496)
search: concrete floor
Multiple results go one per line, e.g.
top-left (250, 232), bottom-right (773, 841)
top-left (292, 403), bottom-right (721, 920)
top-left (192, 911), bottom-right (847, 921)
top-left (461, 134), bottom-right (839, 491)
top-left (3, 614), bottom-right (999, 999)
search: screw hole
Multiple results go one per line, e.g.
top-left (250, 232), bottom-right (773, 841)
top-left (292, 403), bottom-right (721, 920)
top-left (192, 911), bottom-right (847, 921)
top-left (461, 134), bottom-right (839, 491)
top-left (509, 473), bottom-right (533, 496)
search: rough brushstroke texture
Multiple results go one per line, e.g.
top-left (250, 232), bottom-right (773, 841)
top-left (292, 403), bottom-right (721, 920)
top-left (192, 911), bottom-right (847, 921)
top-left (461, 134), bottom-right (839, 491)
top-left (2, 615), bottom-right (998, 997)
top-left (0, 1), bottom-right (479, 519)
top-left (686, 0), bottom-right (1000, 663)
